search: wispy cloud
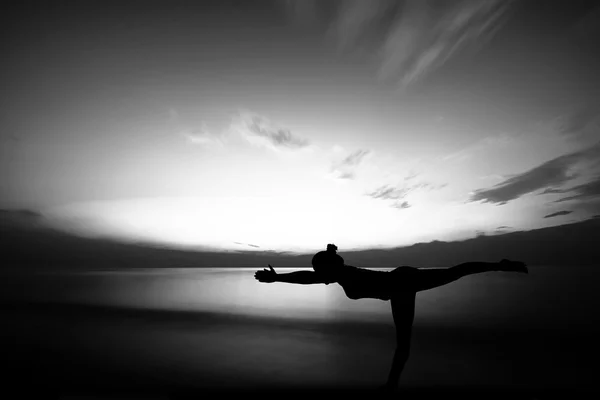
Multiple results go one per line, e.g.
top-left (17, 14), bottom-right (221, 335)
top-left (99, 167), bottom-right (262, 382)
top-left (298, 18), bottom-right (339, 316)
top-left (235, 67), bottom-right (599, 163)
top-left (403, 170), bottom-right (419, 181)
top-left (367, 184), bottom-right (414, 200)
top-left (553, 176), bottom-right (600, 203)
top-left (285, 0), bottom-right (513, 88)
top-left (170, 108), bottom-right (226, 149)
top-left (235, 112), bottom-right (309, 151)
top-left (391, 200), bottom-right (411, 210)
top-left (378, 0), bottom-right (512, 87)
top-left (543, 210), bottom-right (573, 219)
top-left (557, 105), bottom-right (600, 136)
top-left (233, 241), bottom-right (261, 248)
top-left (366, 180), bottom-right (446, 208)
top-left (180, 123), bottom-right (224, 148)
top-left (469, 142), bottom-right (600, 205)
top-left (442, 134), bottom-right (514, 162)
top-left (495, 225), bottom-right (512, 233)
top-left (342, 149), bottom-right (370, 166)
top-left (330, 149), bottom-right (370, 180)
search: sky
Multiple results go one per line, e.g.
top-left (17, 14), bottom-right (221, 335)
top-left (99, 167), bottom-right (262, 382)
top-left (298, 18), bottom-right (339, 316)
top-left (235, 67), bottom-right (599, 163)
top-left (1, 0), bottom-right (599, 253)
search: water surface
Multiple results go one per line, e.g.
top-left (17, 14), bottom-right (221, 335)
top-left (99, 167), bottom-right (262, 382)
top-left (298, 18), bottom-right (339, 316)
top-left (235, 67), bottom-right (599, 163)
top-left (2, 266), bottom-right (598, 391)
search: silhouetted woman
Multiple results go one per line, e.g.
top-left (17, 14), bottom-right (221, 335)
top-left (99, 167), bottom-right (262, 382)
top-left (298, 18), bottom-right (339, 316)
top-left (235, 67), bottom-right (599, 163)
top-left (254, 243), bottom-right (527, 390)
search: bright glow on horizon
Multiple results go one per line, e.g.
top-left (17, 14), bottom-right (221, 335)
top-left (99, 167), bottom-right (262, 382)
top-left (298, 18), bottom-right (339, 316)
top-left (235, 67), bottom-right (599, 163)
top-left (45, 195), bottom-right (436, 253)
top-left (3, 1), bottom-right (599, 252)
top-left (43, 189), bottom-right (543, 253)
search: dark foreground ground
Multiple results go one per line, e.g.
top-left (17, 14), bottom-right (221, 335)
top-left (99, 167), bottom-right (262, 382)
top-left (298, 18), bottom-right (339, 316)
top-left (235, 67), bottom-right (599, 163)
top-left (2, 301), bottom-right (598, 400)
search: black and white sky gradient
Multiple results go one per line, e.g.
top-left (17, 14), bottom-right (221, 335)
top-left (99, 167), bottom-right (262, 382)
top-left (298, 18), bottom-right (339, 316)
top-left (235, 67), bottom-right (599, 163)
top-left (1, 0), bottom-right (599, 252)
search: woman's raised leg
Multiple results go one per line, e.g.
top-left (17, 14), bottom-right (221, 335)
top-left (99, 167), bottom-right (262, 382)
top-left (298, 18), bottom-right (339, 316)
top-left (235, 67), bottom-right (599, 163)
top-left (410, 260), bottom-right (527, 292)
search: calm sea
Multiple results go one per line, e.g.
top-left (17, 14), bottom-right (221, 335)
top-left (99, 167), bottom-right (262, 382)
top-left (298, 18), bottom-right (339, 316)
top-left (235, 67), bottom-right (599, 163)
top-left (2, 266), bottom-right (598, 391)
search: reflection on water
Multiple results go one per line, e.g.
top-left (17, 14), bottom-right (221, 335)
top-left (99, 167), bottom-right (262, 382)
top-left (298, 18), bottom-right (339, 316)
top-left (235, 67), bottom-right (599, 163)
top-left (7, 266), bottom-right (600, 329)
top-left (2, 266), bottom-right (599, 390)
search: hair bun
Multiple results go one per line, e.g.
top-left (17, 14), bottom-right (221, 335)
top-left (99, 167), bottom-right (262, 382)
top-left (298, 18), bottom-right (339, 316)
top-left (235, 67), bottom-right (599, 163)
top-left (326, 244), bottom-right (338, 253)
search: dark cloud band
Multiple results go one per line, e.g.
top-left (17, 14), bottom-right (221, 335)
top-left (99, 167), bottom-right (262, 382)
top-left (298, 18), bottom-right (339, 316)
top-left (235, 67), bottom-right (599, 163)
top-left (469, 142), bottom-right (600, 205)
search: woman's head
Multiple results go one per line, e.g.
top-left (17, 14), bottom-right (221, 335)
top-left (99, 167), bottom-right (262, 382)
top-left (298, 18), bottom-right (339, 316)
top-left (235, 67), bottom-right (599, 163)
top-left (312, 244), bottom-right (344, 275)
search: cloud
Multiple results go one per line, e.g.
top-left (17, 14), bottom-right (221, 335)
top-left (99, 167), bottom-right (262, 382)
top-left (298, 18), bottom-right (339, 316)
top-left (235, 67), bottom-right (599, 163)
top-left (367, 181), bottom-right (446, 200)
top-left (342, 149), bottom-right (370, 166)
top-left (557, 105), bottom-right (600, 136)
top-left (391, 200), bottom-right (411, 209)
top-left (170, 109), bottom-right (225, 149)
top-left (403, 170), bottom-right (419, 181)
top-left (180, 123), bottom-right (224, 147)
top-left (329, 149), bottom-right (370, 180)
top-left (235, 112), bottom-right (309, 151)
top-left (382, 0), bottom-right (512, 87)
top-left (0, 209), bottom-right (42, 219)
top-left (495, 225), bottom-right (512, 233)
top-left (366, 180), bottom-right (445, 209)
top-left (285, 0), bottom-right (513, 88)
top-left (539, 187), bottom-right (566, 195)
top-left (0, 209), bottom-right (45, 230)
top-left (233, 241), bottom-right (261, 248)
top-left (543, 210), bottom-right (573, 219)
top-left (469, 142), bottom-right (600, 205)
top-left (442, 134), bottom-right (514, 162)
top-left (554, 176), bottom-right (600, 203)
top-left (366, 184), bottom-right (413, 200)
top-left (333, 171), bottom-right (356, 180)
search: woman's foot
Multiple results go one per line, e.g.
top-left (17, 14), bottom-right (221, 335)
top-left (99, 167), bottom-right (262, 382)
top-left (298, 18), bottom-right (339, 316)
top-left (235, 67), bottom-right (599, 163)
top-left (377, 383), bottom-right (398, 395)
top-left (499, 259), bottom-right (528, 274)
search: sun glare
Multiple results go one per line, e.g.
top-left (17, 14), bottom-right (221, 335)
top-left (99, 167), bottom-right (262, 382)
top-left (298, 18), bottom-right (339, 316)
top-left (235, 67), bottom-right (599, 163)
top-left (46, 194), bottom-right (438, 252)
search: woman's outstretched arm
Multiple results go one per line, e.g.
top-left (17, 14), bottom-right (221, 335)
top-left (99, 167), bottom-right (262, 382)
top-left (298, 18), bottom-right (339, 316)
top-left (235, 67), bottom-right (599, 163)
top-left (254, 265), bottom-right (333, 285)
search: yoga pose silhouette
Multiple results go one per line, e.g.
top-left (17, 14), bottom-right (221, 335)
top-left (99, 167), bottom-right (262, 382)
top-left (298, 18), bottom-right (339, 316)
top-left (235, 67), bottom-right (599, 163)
top-left (254, 243), bottom-right (528, 390)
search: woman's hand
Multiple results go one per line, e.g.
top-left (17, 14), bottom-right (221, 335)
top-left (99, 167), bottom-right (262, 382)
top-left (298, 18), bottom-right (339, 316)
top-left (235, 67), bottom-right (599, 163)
top-left (254, 264), bottom-right (277, 283)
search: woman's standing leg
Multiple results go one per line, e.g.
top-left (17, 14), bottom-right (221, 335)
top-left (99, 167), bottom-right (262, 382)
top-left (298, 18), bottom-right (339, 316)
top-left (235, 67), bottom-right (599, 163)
top-left (385, 292), bottom-right (416, 390)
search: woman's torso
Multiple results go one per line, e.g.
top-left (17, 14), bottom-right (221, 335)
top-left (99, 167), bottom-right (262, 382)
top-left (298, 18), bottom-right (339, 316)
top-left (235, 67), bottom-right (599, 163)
top-left (336, 265), bottom-right (416, 300)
